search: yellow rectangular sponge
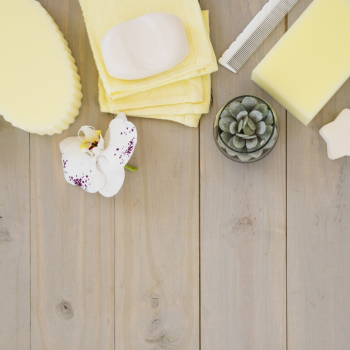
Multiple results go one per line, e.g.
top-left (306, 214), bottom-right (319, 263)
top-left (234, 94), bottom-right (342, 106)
top-left (252, 0), bottom-right (350, 126)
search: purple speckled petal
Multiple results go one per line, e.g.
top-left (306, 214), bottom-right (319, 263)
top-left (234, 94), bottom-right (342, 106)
top-left (61, 140), bottom-right (105, 193)
top-left (102, 115), bottom-right (137, 168)
top-left (59, 114), bottom-right (136, 197)
top-left (97, 156), bottom-right (125, 197)
top-left (115, 112), bottom-right (127, 122)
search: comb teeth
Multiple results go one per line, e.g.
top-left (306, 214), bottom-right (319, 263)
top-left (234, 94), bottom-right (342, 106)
top-left (219, 0), bottom-right (299, 73)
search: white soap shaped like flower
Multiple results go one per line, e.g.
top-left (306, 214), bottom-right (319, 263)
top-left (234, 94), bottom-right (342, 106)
top-left (60, 114), bottom-right (137, 197)
top-left (100, 12), bottom-right (190, 80)
top-left (319, 109), bottom-right (350, 160)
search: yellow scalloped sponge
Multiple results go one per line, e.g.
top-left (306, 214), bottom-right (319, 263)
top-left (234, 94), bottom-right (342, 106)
top-left (0, 0), bottom-right (83, 135)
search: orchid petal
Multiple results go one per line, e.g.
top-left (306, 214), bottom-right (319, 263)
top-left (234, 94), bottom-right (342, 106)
top-left (78, 126), bottom-right (102, 144)
top-left (98, 133), bottom-right (105, 150)
top-left (59, 113), bottom-right (137, 197)
top-left (92, 147), bottom-right (103, 156)
top-left (59, 137), bottom-right (79, 153)
top-left (61, 140), bottom-right (106, 193)
top-left (102, 117), bottom-right (137, 168)
top-left (116, 112), bottom-right (127, 122)
top-left (104, 114), bottom-right (129, 148)
top-left (97, 156), bottom-right (125, 197)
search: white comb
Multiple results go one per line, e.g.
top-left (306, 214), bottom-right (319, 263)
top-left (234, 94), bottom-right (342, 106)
top-left (219, 0), bottom-right (298, 73)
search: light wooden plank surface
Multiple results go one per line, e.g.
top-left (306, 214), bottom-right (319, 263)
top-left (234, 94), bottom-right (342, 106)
top-left (114, 119), bottom-right (199, 350)
top-left (0, 124), bottom-right (30, 349)
top-left (199, 1), bottom-right (287, 349)
top-left (287, 1), bottom-right (350, 349)
top-left (2, 0), bottom-right (350, 349)
top-left (30, 1), bottom-right (114, 349)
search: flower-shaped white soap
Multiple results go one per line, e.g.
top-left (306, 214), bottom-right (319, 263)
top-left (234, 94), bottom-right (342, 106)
top-left (60, 114), bottom-right (137, 197)
top-left (100, 12), bottom-right (190, 80)
top-left (319, 109), bottom-right (350, 160)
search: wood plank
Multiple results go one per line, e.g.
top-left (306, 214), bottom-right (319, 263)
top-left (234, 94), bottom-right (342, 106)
top-left (30, 1), bottom-right (114, 349)
top-left (199, 1), bottom-right (287, 349)
top-left (0, 123), bottom-right (30, 349)
top-left (114, 118), bottom-right (199, 350)
top-left (287, 1), bottom-right (350, 349)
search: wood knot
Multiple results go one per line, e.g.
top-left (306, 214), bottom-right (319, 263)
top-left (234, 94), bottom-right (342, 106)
top-left (237, 217), bottom-right (253, 227)
top-left (159, 336), bottom-right (171, 349)
top-left (149, 319), bottom-right (161, 334)
top-left (231, 217), bottom-right (255, 236)
top-left (0, 228), bottom-right (11, 243)
top-left (150, 296), bottom-right (159, 308)
top-left (58, 301), bottom-right (73, 319)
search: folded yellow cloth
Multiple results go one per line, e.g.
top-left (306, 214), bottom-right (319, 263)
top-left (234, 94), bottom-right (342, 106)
top-left (99, 76), bottom-right (204, 111)
top-left (98, 11), bottom-right (214, 127)
top-left (99, 74), bottom-right (211, 116)
top-left (135, 113), bottom-right (203, 128)
top-left (79, 0), bottom-right (217, 99)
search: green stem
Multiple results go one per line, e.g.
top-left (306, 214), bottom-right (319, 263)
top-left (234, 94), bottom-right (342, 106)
top-left (124, 164), bottom-right (138, 172)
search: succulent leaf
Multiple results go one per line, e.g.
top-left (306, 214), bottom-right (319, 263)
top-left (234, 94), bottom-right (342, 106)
top-left (229, 121), bottom-right (238, 134)
top-left (219, 116), bottom-right (235, 132)
top-left (243, 125), bottom-right (255, 136)
top-left (236, 133), bottom-right (255, 140)
top-left (265, 110), bottom-right (274, 125)
top-left (220, 132), bottom-right (232, 145)
top-left (220, 109), bottom-right (231, 119)
top-left (249, 110), bottom-right (264, 122)
top-left (253, 103), bottom-right (268, 117)
top-left (243, 115), bottom-right (249, 128)
top-left (238, 119), bottom-right (244, 133)
top-left (236, 111), bottom-right (248, 121)
top-left (228, 102), bottom-right (245, 118)
top-left (237, 152), bottom-right (252, 162)
top-left (250, 149), bottom-right (264, 159)
top-left (242, 96), bottom-right (258, 111)
top-left (256, 121), bottom-right (267, 135)
top-left (246, 137), bottom-right (258, 149)
top-left (247, 118), bottom-right (256, 130)
top-left (233, 135), bottom-right (245, 148)
top-left (259, 125), bottom-right (274, 141)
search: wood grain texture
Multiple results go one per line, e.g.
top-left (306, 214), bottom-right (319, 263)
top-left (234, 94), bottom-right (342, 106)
top-left (287, 1), bottom-right (350, 349)
top-left (0, 123), bottom-right (30, 350)
top-left (30, 1), bottom-right (114, 349)
top-left (199, 1), bottom-right (287, 349)
top-left (114, 119), bottom-right (199, 350)
top-left (3, 0), bottom-right (350, 349)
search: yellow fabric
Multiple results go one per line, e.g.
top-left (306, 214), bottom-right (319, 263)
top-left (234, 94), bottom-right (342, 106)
top-left (100, 77), bottom-right (204, 111)
top-left (132, 113), bottom-right (202, 128)
top-left (79, 0), bottom-right (217, 99)
top-left (98, 11), bottom-right (214, 127)
top-left (99, 71), bottom-right (211, 116)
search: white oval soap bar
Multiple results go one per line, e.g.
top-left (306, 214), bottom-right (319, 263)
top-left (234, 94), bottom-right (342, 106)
top-left (100, 12), bottom-right (190, 80)
top-left (0, 0), bottom-right (82, 135)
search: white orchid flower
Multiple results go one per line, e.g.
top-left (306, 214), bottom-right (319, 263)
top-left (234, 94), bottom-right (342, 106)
top-left (59, 113), bottom-right (137, 197)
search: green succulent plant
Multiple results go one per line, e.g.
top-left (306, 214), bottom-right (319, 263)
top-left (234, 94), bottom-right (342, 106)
top-left (218, 97), bottom-right (276, 162)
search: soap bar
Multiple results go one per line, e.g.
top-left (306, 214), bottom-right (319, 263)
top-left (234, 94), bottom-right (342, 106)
top-left (319, 109), bottom-right (350, 160)
top-left (0, 0), bottom-right (82, 135)
top-left (252, 0), bottom-right (350, 126)
top-left (100, 12), bottom-right (190, 80)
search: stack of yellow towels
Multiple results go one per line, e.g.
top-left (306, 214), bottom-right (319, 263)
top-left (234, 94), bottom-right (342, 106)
top-left (79, 0), bottom-right (218, 127)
